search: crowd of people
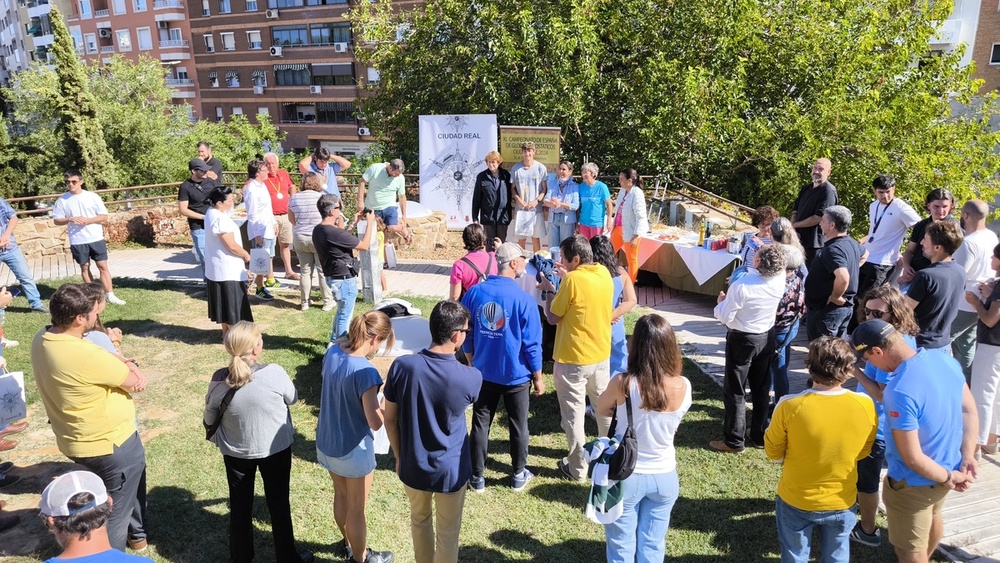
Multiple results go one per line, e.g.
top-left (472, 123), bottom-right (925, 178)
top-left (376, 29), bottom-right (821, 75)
top-left (0, 146), bottom-right (998, 563)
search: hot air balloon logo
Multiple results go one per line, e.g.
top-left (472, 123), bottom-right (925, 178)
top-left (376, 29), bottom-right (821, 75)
top-left (481, 302), bottom-right (506, 331)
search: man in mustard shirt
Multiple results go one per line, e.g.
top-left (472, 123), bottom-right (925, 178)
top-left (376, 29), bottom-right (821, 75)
top-left (540, 234), bottom-right (613, 481)
top-left (32, 283), bottom-right (149, 553)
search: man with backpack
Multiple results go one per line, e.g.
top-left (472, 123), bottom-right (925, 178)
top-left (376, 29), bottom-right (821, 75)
top-left (461, 242), bottom-right (545, 492)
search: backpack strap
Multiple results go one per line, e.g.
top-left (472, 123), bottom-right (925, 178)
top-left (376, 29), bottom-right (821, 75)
top-left (461, 256), bottom-right (488, 282)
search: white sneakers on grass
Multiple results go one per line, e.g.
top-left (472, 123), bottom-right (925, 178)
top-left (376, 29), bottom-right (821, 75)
top-left (107, 293), bottom-right (126, 306)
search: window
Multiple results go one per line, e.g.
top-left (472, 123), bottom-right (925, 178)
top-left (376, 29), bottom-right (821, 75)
top-left (257, 106), bottom-right (269, 115)
top-left (136, 27), bottom-right (152, 50)
top-left (251, 69), bottom-right (266, 86)
top-left (232, 106), bottom-right (243, 115)
top-left (215, 107), bottom-right (223, 121)
top-left (169, 28), bottom-right (181, 41)
top-left (133, 0), bottom-right (146, 11)
top-left (272, 25), bottom-right (307, 47)
top-left (312, 63), bottom-right (353, 85)
top-left (203, 34), bottom-right (214, 52)
top-left (112, 0), bottom-right (126, 14)
top-left (992, 44), bottom-right (1000, 65)
top-left (226, 69), bottom-right (240, 87)
top-left (79, 0), bottom-right (91, 18)
top-left (177, 66), bottom-right (188, 79)
top-left (309, 22), bottom-right (350, 45)
top-left (209, 71), bottom-right (219, 87)
top-left (367, 66), bottom-right (379, 84)
top-left (304, 0), bottom-right (346, 4)
top-left (84, 32), bottom-right (96, 52)
top-left (202, 0), bottom-right (210, 15)
top-left (246, 30), bottom-right (262, 49)
top-left (220, 31), bottom-right (235, 51)
top-left (316, 102), bottom-right (355, 124)
top-left (116, 29), bottom-right (132, 51)
top-left (246, 0), bottom-right (257, 9)
top-left (71, 31), bottom-right (84, 52)
top-left (395, 23), bottom-right (411, 42)
top-left (273, 64), bottom-right (310, 85)
top-left (268, 0), bottom-right (303, 8)
top-left (219, 0), bottom-right (231, 12)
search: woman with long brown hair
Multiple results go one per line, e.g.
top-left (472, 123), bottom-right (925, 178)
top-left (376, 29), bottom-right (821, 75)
top-left (595, 314), bottom-right (692, 562)
top-left (316, 311), bottom-right (395, 563)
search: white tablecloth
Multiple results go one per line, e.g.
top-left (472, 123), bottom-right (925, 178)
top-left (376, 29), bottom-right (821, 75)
top-left (637, 235), bottom-right (740, 286)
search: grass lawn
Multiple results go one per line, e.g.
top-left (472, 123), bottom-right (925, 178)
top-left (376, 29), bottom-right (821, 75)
top-left (1, 279), bottom-right (914, 561)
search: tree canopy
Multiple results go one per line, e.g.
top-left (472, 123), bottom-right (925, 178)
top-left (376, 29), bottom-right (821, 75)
top-left (351, 0), bottom-right (1000, 220)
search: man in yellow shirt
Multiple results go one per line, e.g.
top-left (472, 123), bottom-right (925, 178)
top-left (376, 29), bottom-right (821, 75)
top-left (32, 283), bottom-right (149, 554)
top-left (765, 336), bottom-right (877, 562)
top-left (541, 234), bottom-right (613, 481)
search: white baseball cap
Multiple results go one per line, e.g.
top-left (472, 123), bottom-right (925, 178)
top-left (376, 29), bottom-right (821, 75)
top-left (40, 471), bottom-right (108, 517)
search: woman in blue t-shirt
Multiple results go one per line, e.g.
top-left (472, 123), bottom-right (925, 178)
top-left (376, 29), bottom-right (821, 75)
top-left (316, 311), bottom-right (396, 563)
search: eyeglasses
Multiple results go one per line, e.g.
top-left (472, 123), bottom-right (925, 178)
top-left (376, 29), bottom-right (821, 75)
top-left (864, 308), bottom-right (887, 319)
top-left (455, 328), bottom-right (470, 333)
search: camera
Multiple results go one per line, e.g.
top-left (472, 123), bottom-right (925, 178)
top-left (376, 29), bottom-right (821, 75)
top-left (362, 208), bottom-right (373, 216)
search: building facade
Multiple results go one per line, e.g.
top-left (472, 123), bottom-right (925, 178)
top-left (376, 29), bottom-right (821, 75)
top-left (971, 1), bottom-right (1000, 93)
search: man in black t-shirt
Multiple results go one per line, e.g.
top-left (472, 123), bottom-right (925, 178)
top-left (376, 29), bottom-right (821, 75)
top-left (178, 159), bottom-right (220, 279)
top-left (804, 205), bottom-right (865, 340)
top-left (898, 188), bottom-right (957, 286)
top-left (791, 158), bottom-right (838, 266)
top-left (197, 141), bottom-right (224, 182)
top-left (906, 220), bottom-right (966, 352)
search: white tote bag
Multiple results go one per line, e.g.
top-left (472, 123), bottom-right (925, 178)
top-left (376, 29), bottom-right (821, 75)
top-left (0, 369), bottom-right (26, 426)
top-left (248, 247), bottom-right (271, 276)
top-left (514, 209), bottom-right (537, 237)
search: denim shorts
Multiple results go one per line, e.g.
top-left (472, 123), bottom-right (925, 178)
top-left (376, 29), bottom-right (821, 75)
top-left (374, 207), bottom-right (399, 227)
top-left (262, 237), bottom-right (276, 258)
top-left (316, 435), bottom-right (376, 478)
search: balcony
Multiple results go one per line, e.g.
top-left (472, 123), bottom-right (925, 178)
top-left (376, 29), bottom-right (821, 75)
top-left (100, 45), bottom-right (115, 53)
top-left (153, 0), bottom-right (182, 7)
top-left (94, 8), bottom-right (109, 16)
top-left (159, 39), bottom-right (189, 48)
top-left (165, 78), bottom-right (193, 86)
top-left (929, 19), bottom-right (962, 46)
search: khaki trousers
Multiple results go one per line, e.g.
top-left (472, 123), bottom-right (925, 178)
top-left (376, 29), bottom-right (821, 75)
top-left (554, 360), bottom-right (611, 480)
top-left (404, 484), bottom-right (468, 563)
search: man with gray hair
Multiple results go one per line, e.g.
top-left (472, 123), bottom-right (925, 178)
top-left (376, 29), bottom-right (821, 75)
top-left (710, 244), bottom-right (786, 453)
top-left (804, 205), bottom-right (866, 340)
top-left (357, 159), bottom-right (409, 242)
top-left (263, 152), bottom-right (299, 280)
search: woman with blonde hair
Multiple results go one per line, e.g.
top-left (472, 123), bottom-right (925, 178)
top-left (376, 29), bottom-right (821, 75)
top-left (203, 321), bottom-right (312, 563)
top-left (317, 311), bottom-right (396, 563)
top-left (289, 171), bottom-right (335, 311)
top-left (596, 314), bottom-right (691, 562)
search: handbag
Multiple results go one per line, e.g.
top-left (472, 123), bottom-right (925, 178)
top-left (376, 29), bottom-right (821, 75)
top-left (385, 242), bottom-right (397, 269)
top-left (0, 368), bottom-right (26, 426)
top-left (204, 386), bottom-right (239, 441)
top-left (606, 394), bottom-right (637, 481)
top-left (514, 208), bottom-right (537, 237)
top-left (248, 246), bottom-right (271, 276)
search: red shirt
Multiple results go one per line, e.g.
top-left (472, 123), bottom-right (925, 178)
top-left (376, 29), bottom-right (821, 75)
top-left (266, 169), bottom-right (294, 214)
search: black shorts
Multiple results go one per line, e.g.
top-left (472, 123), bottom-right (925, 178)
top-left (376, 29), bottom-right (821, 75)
top-left (71, 240), bottom-right (109, 264)
top-left (856, 438), bottom-right (886, 494)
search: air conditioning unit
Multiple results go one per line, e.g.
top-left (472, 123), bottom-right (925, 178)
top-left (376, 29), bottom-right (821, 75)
top-left (253, 85), bottom-right (264, 94)
top-left (156, 21), bottom-right (169, 29)
top-left (334, 42), bottom-right (347, 52)
top-left (265, 8), bottom-right (278, 18)
top-left (309, 85), bottom-right (322, 94)
top-left (98, 28), bottom-right (111, 38)
top-left (269, 45), bottom-right (282, 56)
top-left (358, 127), bottom-right (370, 136)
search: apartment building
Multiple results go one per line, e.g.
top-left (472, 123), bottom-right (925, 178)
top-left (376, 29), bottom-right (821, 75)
top-left (187, 0), bottom-right (397, 154)
top-left (1, 0), bottom-right (32, 82)
top-left (971, 1), bottom-right (1000, 93)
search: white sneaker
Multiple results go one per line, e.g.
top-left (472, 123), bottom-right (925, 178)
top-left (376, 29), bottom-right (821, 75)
top-left (106, 293), bottom-right (126, 306)
top-left (1, 338), bottom-right (18, 349)
top-left (300, 303), bottom-right (309, 311)
top-left (322, 302), bottom-right (335, 312)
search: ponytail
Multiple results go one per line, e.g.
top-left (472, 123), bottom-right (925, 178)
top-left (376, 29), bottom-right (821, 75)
top-left (341, 310), bottom-right (395, 355)
top-left (223, 321), bottom-right (261, 388)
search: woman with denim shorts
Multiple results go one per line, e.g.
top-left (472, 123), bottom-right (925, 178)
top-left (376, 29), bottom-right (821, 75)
top-left (316, 311), bottom-right (395, 563)
top-left (595, 314), bottom-right (691, 563)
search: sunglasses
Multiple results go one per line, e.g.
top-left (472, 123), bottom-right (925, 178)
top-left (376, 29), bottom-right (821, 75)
top-left (455, 328), bottom-right (470, 333)
top-left (864, 308), bottom-right (887, 319)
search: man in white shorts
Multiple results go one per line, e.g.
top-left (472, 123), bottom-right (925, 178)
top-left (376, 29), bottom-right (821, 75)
top-left (51, 170), bottom-right (125, 306)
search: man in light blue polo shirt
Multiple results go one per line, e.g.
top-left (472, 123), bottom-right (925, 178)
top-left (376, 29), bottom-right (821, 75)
top-left (853, 320), bottom-right (978, 562)
top-left (298, 147), bottom-right (352, 197)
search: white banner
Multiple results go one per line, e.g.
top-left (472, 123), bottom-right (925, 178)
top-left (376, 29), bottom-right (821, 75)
top-left (419, 114), bottom-right (498, 228)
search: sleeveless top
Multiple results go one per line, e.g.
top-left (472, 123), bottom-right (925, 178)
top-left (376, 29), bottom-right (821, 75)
top-left (612, 376), bottom-right (692, 474)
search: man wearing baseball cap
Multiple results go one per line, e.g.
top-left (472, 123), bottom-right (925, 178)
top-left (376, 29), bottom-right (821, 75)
top-left (178, 158), bottom-right (220, 280)
top-left (852, 319), bottom-right (978, 562)
top-left (40, 470), bottom-right (152, 562)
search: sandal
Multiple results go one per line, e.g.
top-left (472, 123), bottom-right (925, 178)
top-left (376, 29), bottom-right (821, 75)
top-left (286, 273), bottom-right (301, 280)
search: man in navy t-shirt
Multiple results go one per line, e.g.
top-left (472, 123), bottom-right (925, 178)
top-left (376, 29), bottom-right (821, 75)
top-left (803, 205), bottom-right (865, 340)
top-left (853, 320), bottom-right (978, 562)
top-left (906, 220), bottom-right (966, 352)
top-left (384, 301), bottom-right (482, 563)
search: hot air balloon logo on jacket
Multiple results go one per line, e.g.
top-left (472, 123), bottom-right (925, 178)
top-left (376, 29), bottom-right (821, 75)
top-left (481, 302), bottom-right (506, 332)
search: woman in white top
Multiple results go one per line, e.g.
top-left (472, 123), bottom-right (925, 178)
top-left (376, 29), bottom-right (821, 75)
top-left (596, 313), bottom-right (692, 563)
top-left (204, 186), bottom-right (253, 339)
top-left (611, 168), bottom-right (649, 284)
top-left (244, 159), bottom-right (278, 298)
top-left (288, 172), bottom-right (334, 311)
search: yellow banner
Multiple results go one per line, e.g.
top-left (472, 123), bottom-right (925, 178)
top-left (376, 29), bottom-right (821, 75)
top-left (498, 126), bottom-right (562, 171)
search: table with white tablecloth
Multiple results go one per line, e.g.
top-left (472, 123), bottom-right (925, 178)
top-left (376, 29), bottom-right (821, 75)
top-left (636, 233), bottom-right (741, 296)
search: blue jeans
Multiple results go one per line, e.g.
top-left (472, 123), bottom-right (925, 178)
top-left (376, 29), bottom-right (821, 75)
top-left (604, 471), bottom-right (679, 563)
top-left (0, 247), bottom-right (42, 308)
top-left (190, 228), bottom-right (206, 279)
top-left (770, 320), bottom-right (800, 404)
top-left (775, 496), bottom-right (855, 563)
top-left (326, 277), bottom-right (358, 341)
top-left (548, 220), bottom-right (576, 250)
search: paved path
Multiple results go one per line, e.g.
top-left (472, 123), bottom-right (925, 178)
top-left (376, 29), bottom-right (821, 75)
top-left (3, 246), bottom-right (998, 561)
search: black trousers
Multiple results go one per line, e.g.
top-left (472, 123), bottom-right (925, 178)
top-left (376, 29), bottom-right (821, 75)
top-left (223, 447), bottom-right (302, 563)
top-left (483, 223), bottom-right (509, 251)
top-left (722, 329), bottom-right (773, 449)
top-left (71, 432), bottom-right (147, 552)
top-left (471, 380), bottom-right (531, 476)
top-left (848, 262), bottom-right (895, 333)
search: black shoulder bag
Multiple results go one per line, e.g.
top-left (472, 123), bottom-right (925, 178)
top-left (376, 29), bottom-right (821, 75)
top-left (204, 386), bottom-right (239, 441)
top-left (607, 395), bottom-right (637, 481)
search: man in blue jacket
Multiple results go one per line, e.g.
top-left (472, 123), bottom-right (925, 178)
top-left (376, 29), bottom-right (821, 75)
top-left (462, 242), bottom-right (545, 492)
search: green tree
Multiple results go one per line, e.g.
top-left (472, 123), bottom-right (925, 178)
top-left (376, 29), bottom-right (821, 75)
top-left (48, 5), bottom-right (120, 189)
top-left (353, 0), bottom-right (1000, 224)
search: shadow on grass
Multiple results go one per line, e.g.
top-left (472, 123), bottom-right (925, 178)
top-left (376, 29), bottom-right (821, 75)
top-left (527, 482), bottom-right (588, 509)
top-left (668, 496), bottom-right (778, 561)
top-left (478, 528), bottom-right (605, 563)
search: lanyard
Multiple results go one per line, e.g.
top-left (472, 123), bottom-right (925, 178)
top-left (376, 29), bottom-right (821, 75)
top-left (869, 201), bottom-right (890, 242)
